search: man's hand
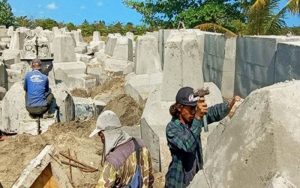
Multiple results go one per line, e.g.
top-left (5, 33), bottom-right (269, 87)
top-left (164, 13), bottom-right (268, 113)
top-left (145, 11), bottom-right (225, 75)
top-left (195, 97), bottom-right (208, 120)
top-left (228, 96), bottom-right (243, 118)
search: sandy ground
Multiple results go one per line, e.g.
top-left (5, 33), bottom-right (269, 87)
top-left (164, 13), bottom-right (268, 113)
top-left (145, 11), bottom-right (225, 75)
top-left (1, 75), bottom-right (164, 188)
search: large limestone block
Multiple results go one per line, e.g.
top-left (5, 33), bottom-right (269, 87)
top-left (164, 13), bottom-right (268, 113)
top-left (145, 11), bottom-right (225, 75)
top-left (135, 35), bottom-right (161, 75)
top-left (125, 72), bottom-right (163, 105)
top-left (73, 97), bottom-right (95, 120)
top-left (67, 74), bottom-right (97, 90)
top-left (0, 61), bottom-right (7, 89)
top-left (274, 41), bottom-right (300, 83)
top-left (104, 58), bottom-right (133, 74)
top-left (191, 80), bottom-right (300, 187)
top-left (53, 35), bottom-right (77, 63)
top-left (0, 87), bottom-right (6, 100)
top-left (234, 36), bottom-right (300, 98)
top-left (105, 36), bottom-right (133, 61)
top-left (9, 30), bottom-right (27, 50)
top-left (53, 61), bottom-right (86, 80)
top-left (2, 49), bottom-right (20, 66)
top-left (161, 31), bottom-right (204, 102)
top-left (203, 33), bottom-right (237, 98)
top-left (87, 63), bottom-right (108, 85)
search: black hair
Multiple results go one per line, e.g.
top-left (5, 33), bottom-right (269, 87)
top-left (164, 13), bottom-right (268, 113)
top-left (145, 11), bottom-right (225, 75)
top-left (169, 103), bottom-right (182, 118)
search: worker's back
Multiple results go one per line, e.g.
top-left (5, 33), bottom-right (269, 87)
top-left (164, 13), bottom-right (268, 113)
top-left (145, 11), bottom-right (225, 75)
top-left (24, 70), bottom-right (49, 107)
top-left (96, 138), bottom-right (154, 188)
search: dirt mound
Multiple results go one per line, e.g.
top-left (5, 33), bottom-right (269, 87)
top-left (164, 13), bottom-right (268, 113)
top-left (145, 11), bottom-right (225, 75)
top-left (104, 94), bottom-right (143, 127)
top-left (70, 75), bottom-right (125, 103)
top-left (0, 119), bottom-right (103, 188)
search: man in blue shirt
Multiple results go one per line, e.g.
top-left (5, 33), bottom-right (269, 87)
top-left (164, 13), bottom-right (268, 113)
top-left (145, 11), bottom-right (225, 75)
top-left (24, 58), bottom-right (54, 117)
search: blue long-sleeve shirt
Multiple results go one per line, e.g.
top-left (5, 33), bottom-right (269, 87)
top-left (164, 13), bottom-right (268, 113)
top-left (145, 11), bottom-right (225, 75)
top-left (24, 70), bottom-right (49, 107)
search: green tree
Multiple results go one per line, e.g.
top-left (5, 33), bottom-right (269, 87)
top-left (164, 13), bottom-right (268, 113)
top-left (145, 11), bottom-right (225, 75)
top-left (94, 20), bottom-right (108, 36)
top-left (33, 18), bottom-right (59, 30)
top-left (80, 20), bottom-right (94, 37)
top-left (108, 22), bottom-right (124, 34)
top-left (15, 16), bottom-right (32, 28)
top-left (0, 0), bottom-right (15, 27)
top-left (177, 0), bottom-right (245, 32)
top-left (123, 0), bottom-right (202, 28)
top-left (65, 22), bottom-right (77, 31)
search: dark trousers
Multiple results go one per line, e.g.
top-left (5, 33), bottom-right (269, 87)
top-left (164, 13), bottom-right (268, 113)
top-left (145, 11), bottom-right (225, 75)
top-left (26, 93), bottom-right (54, 117)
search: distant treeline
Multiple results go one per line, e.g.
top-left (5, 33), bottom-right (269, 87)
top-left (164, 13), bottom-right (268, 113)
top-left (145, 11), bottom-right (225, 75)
top-left (14, 17), bottom-right (151, 37)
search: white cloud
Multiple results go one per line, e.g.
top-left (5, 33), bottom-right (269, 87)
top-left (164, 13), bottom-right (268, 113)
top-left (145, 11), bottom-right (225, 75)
top-left (47, 2), bottom-right (58, 10)
top-left (97, 1), bottom-right (103, 7)
top-left (80, 5), bottom-right (86, 10)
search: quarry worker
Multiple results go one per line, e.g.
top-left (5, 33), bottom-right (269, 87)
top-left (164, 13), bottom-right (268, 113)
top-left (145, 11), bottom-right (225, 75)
top-left (165, 87), bottom-right (240, 188)
top-left (89, 110), bottom-right (154, 188)
top-left (24, 58), bottom-right (55, 118)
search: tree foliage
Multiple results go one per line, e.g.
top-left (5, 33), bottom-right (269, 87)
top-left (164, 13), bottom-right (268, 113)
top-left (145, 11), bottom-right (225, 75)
top-left (123, 0), bottom-right (202, 28)
top-left (177, 0), bottom-right (245, 32)
top-left (0, 0), bottom-right (14, 27)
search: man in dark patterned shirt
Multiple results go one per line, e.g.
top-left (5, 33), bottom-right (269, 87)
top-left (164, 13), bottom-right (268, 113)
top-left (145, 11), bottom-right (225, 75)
top-left (165, 87), bottom-right (240, 188)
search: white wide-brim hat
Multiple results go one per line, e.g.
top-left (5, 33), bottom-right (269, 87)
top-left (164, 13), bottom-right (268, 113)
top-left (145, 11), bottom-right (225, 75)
top-left (89, 110), bottom-right (122, 138)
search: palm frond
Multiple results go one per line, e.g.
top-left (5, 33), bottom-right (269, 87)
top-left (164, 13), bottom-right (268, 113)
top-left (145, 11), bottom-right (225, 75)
top-left (194, 23), bottom-right (237, 37)
top-left (250, 0), bottom-right (269, 11)
top-left (286, 0), bottom-right (300, 14)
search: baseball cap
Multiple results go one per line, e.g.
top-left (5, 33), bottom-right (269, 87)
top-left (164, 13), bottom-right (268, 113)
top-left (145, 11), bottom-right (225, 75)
top-left (175, 87), bottom-right (199, 106)
top-left (89, 110), bottom-right (122, 138)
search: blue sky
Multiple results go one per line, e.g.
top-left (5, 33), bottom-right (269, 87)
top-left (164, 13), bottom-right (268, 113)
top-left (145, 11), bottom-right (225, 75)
top-left (7, 0), bottom-right (300, 27)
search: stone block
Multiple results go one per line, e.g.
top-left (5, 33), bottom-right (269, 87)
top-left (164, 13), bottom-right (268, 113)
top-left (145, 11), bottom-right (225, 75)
top-left (73, 97), bottom-right (95, 120)
top-left (19, 118), bottom-right (56, 135)
top-left (53, 61), bottom-right (86, 80)
top-left (2, 49), bottom-right (20, 66)
top-left (76, 54), bottom-right (92, 64)
top-left (53, 35), bottom-right (77, 63)
top-left (104, 58), bottom-right (131, 74)
top-left (192, 80), bottom-right (300, 187)
top-left (67, 74), bottom-right (97, 90)
top-left (125, 73), bottom-right (163, 106)
top-left (94, 99), bottom-right (106, 117)
top-left (87, 64), bottom-right (108, 85)
top-left (234, 36), bottom-right (300, 98)
top-left (7, 69), bottom-right (23, 89)
top-left (105, 36), bottom-right (133, 61)
top-left (74, 45), bottom-right (87, 54)
top-left (0, 87), bottom-right (7, 100)
top-left (9, 31), bottom-right (27, 50)
top-left (161, 31), bottom-right (204, 102)
top-left (135, 35), bottom-right (161, 75)
top-left (203, 33), bottom-right (237, 98)
top-left (0, 61), bottom-right (7, 89)
top-left (274, 41), bottom-right (300, 83)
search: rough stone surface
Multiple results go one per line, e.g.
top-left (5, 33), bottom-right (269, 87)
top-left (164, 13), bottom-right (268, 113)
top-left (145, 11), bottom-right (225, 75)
top-left (105, 36), bottom-right (133, 61)
top-left (161, 31), bottom-right (204, 102)
top-left (0, 61), bottom-right (7, 89)
top-left (274, 41), bottom-right (300, 83)
top-left (203, 33), bottom-right (236, 98)
top-left (0, 86), bottom-right (6, 100)
top-left (87, 63), bottom-right (108, 85)
top-left (53, 35), bottom-right (77, 63)
top-left (73, 97), bottom-right (95, 120)
top-left (53, 61), bottom-right (86, 80)
top-left (125, 72), bottom-right (163, 106)
top-left (190, 80), bottom-right (300, 187)
top-left (135, 35), bottom-right (161, 75)
top-left (234, 36), bottom-right (300, 98)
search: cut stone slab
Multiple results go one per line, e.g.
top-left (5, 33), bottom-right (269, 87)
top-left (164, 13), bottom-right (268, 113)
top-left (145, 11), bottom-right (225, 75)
top-left (73, 97), bottom-right (95, 120)
top-left (2, 49), bottom-right (20, 66)
top-left (67, 74), bottom-right (97, 90)
top-left (6, 69), bottom-right (23, 90)
top-left (0, 61), bottom-right (7, 89)
top-left (274, 41), bottom-right (300, 83)
top-left (12, 145), bottom-right (73, 188)
top-left (105, 35), bottom-right (133, 61)
top-left (87, 63), bottom-right (108, 85)
top-left (202, 33), bottom-right (237, 98)
top-left (161, 31), bottom-right (204, 102)
top-left (125, 72), bottom-right (163, 106)
top-left (53, 61), bottom-right (86, 80)
top-left (104, 58), bottom-right (133, 75)
top-left (234, 36), bottom-right (300, 98)
top-left (190, 80), bottom-right (300, 187)
top-left (53, 35), bottom-right (77, 63)
top-left (0, 87), bottom-right (6, 100)
top-left (135, 35), bottom-right (161, 75)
